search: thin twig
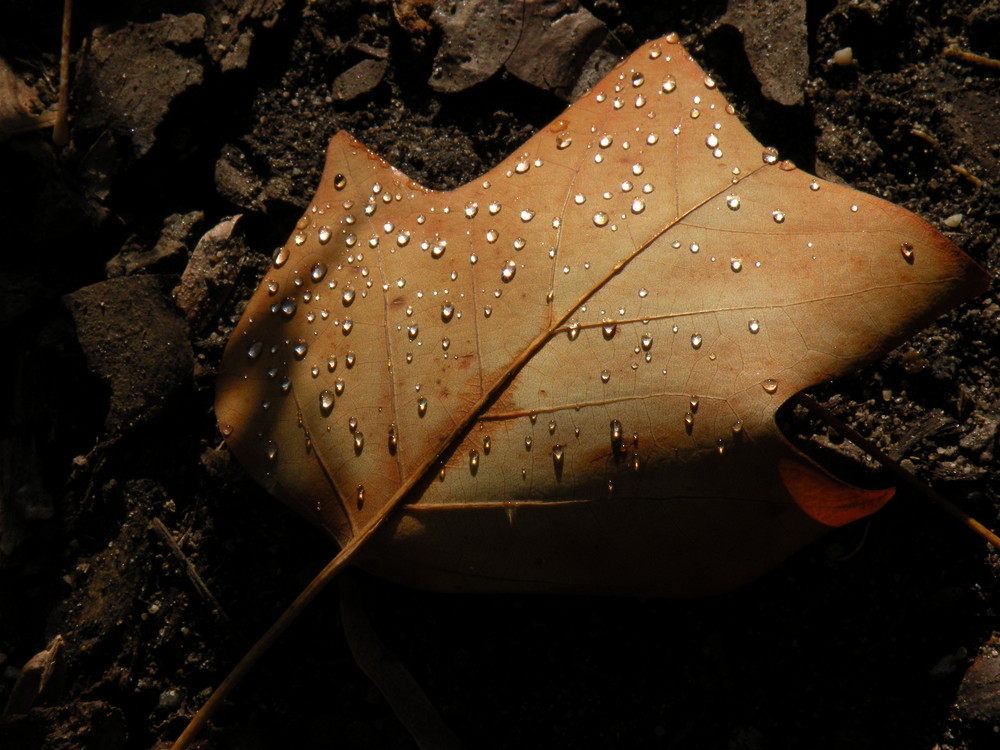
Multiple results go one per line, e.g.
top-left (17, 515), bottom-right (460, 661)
top-left (53, 0), bottom-right (72, 145)
top-left (150, 518), bottom-right (232, 627)
top-left (944, 44), bottom-right (1000, 70)
top-left (791, 392), bottom-right (1000, 549)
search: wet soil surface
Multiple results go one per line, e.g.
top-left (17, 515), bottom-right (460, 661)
top-left (2, 1), bottom-right (1000, 748)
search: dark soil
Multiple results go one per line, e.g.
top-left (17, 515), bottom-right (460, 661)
top-left (2, 1), bottom-right (999, 749)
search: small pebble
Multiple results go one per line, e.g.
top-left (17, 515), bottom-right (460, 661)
top-left (832, 47), bottom-right (854, 66)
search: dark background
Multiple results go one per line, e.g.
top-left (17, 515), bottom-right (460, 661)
top-left (1, 0), bottom-right (999, 748)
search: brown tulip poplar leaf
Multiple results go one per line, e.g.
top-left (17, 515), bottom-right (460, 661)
top-left (215, 35), bottom-right (989, 596)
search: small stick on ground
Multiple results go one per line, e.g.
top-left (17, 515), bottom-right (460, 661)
top-left (52, 0), bottom-right (72, 145)
top-left (944, 44), bottom-right (1000, 70)
top-left (150, 517), bottom-right (232, 627)
top-left (791, 392), bottom-right (1000, 549)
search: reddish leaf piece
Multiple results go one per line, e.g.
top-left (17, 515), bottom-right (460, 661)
top-left (216, 36), bottom-right (988, 596)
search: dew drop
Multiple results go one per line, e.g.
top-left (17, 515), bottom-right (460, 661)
top-left (464, 202), bottom-right (479, 218)
top-left (293, 341), bottom-right (308, 359)
top-left (567, 322), bottom-right (580, 340)
top-left (501, 261), bottom-right (517, 282)
top-left (730, 258), bottom-right (742, 272)
top-left (631, 198), bottom-right (645, 214)
top-left (342, 319), bottom-right (353, 334)
top-left (345, 352), bottom-right (356, 368)
top-left (431, 243), bottom-right (446, 258)
top-left (900, 242), bottom-right (915, 262)
top-left (640, 334), bottom-right (653, 351)
top-left (748, 318), bottom-right (760, 334)
top-left (342, 287), bottom-right (356, 305)
top-left (706, 133), bottom-right (719, 149)
top-left (552, 444), bottom-right (565, 467)
top-left (638, 287), bottom-right (649, 298)
top-left (469, 449), bottom-right (480, 471)
top-left (441, 337), bottom-right (450, 351)
top-left (483, 436), bottom-right (492, 453)
top-left (310, 263), bottom-right (328, 282)
top-left (726, 195), bottom-right (741, 210)
top-left (333, 173), bottom-right (347, 190)
top-left (488, 202), bottom-right (501, 215)
top-left (280, 298), bottom-right (297, 317)
top-left (327, 356), bottom-right (337, 372)
top-left (486, 229), bottom-right (499, 243)
top-left (520, 209), bottom-right (535, 222)
top-left (772, 210), bottom-right (785, 223)
top-left (602, 322), bottom-right (617, 339)
top-left (247, 341), bottom-right (264, 360)
top-left (684, 412), bottom-right (694, 427)
top-left (524, 436), bottom-right (533, 450)
top-left (762, 378), bottom-right (778, 394)
top-left (319, 390), bottom-right (334, 416)
top-left (515, 160), bottom-right (530, 174)
top-left (631, 163), bottom-right (644, 176)
top-left (574, 193), bottom-right (586, 205)
top-left (593, 211), bottom-right (609, 227)
top-left (334, 378), bottom-right (345, 396)
top-left (407, 324), bottom-right (419, 340)
top-left (662, 76), bottom-right (676, 93)
top-left (264, 440), bottom-right (278, 461)
top-left (441, 302), bottom-right (455, 322)
top-left (483, 305), bottom-right (493, 318)
top-left (600, 369), bottom-right (611, 383)
top-left (732, 420), bottom-right (744, 434)
top-left (556, 134), bottom-right (573, 150)
top-left (417, 397), bottom-right (428, 416)
top-left (809, 181), bottom-right (820, 191)
top-left (356, 486), bottom-right (364, 507)
top-left (691, 333), bottom-right (703, 349)
top-left (762, 147), bottom-right (779, 164)
top-left (266, 280), bottom-right (279, 295)
top-left (345, 233), bottom-right (357, 248)
top-left (397, 231), bottom-right (411, 247)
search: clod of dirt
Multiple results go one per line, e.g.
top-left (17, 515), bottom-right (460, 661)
top-left (75, 14), bottom-right (206, 158)
top-left (331, 59), bottom-right (389, 102)
top-left (956, 648), bottom-right (1000, 722)
top-left (107, 211), bottom-right (205, 278)
top-left (214, 144), bottom-right (265, 211)
top-left (0, 700), bottom-right (127, 750)
top-left (0, 56), bottom-right (50, 141)
top-left (430, 0), bottom-right (623, 100)
top-left (719, 0), bottom-right (809, 106)
top-left (63, 275), bottom-right (195, 432)
top-left (205, 0), bottom-right (288, 73)
top-left (174, 215), bottom-right (247, 333)
top-left (2, 635), bottom-right (66, 716)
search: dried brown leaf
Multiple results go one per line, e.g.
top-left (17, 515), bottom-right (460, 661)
top-left (216, 37), bottom-right (988, 595)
